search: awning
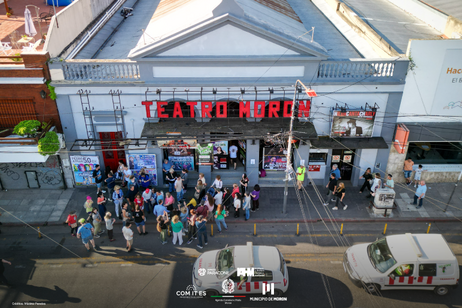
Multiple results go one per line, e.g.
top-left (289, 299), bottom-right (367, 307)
top-left (141, 118), bottom-right (318, 141)
top-left (403, 122), bottom-right (462, 142)
top-left (310, 136), bottom-right (388, 149)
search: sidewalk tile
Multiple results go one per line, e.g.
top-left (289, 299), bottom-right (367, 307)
top-left (20, 199), bottom-right (32, 206)
top-left (419, 212), bottom-right (430, 217)
top-left (399, 193), bottom-right (411, 199)
top-left (33, 199), bottom-right (46, 206)
top-left (41, 205), bottom-right (55, 212)
top-left (29, 205), bottom-right (43, 211)
top-left (57, 199), bottom-right (69, 206)
top-left (0, 200), bottom-right (10, 206)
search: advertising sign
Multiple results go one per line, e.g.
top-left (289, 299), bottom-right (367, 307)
top-left (332, 155), bottom-right (341, 163)
top-left (159, 139), bottom-right (196, 156)
top-left (126, 154), bottom-right (157, 186)
top-left (169, 156), bottom-right (194, 171)
top-left (263, 147), bottom-right (287, 170)
top-left (330, 110), bottom-right (376, 137)
top-left (308, 165), bottom-right (321, 172)
top-left (70, 155), bottom-right (99, 186)
top-left (431, 49), bottom-right (462, 116)
top-left (213, 141), bottom-right (228, 155)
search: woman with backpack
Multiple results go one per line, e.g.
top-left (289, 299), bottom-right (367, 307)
top-left (250, 184), bottom-right (260, 212)
top-left (234, 193), bottom-right (241, 218)
top-left (186, 209), bottom-right (197, 245)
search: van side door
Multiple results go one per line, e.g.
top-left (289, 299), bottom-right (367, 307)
top-left (414, 263), bottom-right (437, 287)
top-left (386, 263), bottom-right (416, 287)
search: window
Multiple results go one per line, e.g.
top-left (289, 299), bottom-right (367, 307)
top-left (229, 271), bottom-right (248, 283)
top-left (368, 238), bottom-right (397, 273)
top-left (393, 264), bottom-right (414, 276)
top-left (408, 142), bottom-right (462, 165)
top-left (309, 153), bottom-right (327, 164)
top-left (251, 270), bottom-right (273, 282)
top-left (419, 264), bottom-right (436, 276)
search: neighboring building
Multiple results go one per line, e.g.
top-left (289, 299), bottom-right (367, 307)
top-left (48, 0), bottom-right (409, 187)
top-left (0, 51), bottom-right (67, 190)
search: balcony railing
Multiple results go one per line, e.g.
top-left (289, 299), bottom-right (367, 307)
top-left (62, 61), bottom-right (140, 81)
top-left (317, 59), bottom-right (406, 79)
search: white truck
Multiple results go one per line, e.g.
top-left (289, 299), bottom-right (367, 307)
top-left (343, 233), bottom-right (459, 295)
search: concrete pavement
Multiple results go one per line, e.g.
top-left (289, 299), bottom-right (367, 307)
top-left (0, 180), bottom-right (462, 227)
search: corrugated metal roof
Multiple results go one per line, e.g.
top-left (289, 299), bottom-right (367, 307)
top-left (151, 0), bottom-right (302, 23)
top-left (253, 0), bottom-right (302, 22)
top-left (419, 0), bottom-right (462, 21)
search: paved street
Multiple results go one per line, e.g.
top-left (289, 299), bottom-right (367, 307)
top-left (0, 222), bottom-right (461, 307)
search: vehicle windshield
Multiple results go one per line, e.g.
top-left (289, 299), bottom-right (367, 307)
top-left (217, 247), bottom-right (235, 279)
top-left (368, 238), bottom-right (397, 273)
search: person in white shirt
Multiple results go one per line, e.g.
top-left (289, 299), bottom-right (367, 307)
top-left (211, 175), bottom-right (223, 190)
top-left (123, 165), bottom-right (132, 187)
top-left (229, 143), bottom-right (238, 170)
top-left (414, 165), bottom-right (424, 188)
top-left (214, 188), bottom-right (223, 206)
top-left (142, 188), bottom-right (153, 214)
top-left (122, 221), bottom-right (134, 252)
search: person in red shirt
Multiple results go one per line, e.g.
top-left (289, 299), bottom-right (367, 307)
top-left (231, 184), bottom-right (240, 199)
top-left (65, 210), bottom-right (78, 236)
top-left (134, 193), bottom-right (144, 214)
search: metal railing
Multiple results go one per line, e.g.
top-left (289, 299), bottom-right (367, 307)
top-left (317, 60), bottom-right (400, 79)
top-left (62, 62), bottom-right (140, 81)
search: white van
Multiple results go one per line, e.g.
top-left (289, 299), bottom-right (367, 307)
top-left (192, 242), bottom-right (289, 296)
top-left (343, 233), bottom-right (459, 295)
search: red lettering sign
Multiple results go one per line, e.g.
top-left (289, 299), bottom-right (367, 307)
top-left (142, 100), bottom-right (310, 119)
top-left (216, 101), bottom-right (227, 118)
top-left (186, 101), bottom-right (197, 118)
top-left (308, 165), bottom-right (320, 172)
top-left (240, 101), bottom-right (251, 118)
top-left (172, 102), bottom-right (183, 118)
top-left (268, 101), bottom-right (280, 118)
top-left (254, 101), bottom-right (265, 118)
top-left (298, 100), bottom-right (310, 117)
top-left (142, 101), bottom-right (153, 118)
top-left (157, 101), bottom-right (168, 118)
top-left (201, 102), bottom-right (213, 118)
top-left (283, 101), bottom-right (293, 117)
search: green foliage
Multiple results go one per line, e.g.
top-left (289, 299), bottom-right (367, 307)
top-left (13, 120), bottom-right (41, 137)
top-left (38, 131), bottom-right (60, 156)
top-left (46, 81), bottom-right (57, 100)
top-left (11, 53), bottom-right (22, 62)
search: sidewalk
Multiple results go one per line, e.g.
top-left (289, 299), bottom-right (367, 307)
top-left (0, 181), bottom-right (461, 226)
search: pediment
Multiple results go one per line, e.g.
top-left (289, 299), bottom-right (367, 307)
top-left (128, 16), bottom-right (328, 59)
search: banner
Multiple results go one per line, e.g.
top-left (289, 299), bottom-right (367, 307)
top-left (158, 139), bottom-right (196, 156)
top-left (169, 156), bottom-right (194, 171)
top-left (213, 141), bottom-right (228, 155)
top-left (126, 154), bottom-right (157, 186)
top-left (70, 156), bottom-right (99, 186)
top-left (330, 110), bottom-right (376, 137)
top-left (263, 146), bottom-right (287, 171)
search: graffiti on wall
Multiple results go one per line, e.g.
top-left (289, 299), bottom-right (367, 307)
top-left (0, 156), bottom-right (63, 189)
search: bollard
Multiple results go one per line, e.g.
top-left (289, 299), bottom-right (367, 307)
top-left (382, 223), bottom-right (387, 235)
top-left (211, 225), bottom-right (214, 237)
top-left (38, 227), bottom-right (42, 239)
top-left (340, 223), bottom-right (344, 236)
top-left (427, 223), bottom-right (431, 234)
top-left (296, 224), bottom-right (300, 236)
top-left (253, 224), bottom-right (257, 236)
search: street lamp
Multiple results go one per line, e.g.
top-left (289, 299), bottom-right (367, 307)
top-left (282, 80), bottom-right (316, 214)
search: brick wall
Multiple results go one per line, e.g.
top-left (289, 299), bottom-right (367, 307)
top-left (0, 51), bottom-right (62, 132)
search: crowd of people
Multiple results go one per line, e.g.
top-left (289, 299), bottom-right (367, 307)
top-left (65, 160), bottom-right (263, 252)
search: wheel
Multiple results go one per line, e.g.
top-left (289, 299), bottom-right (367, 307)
top-left (205, 289), bottom-right (219, 298)
top-left (273, 289), bottom-right (283, 296)
top-left (434, 286), bottom-right (449, 296)
top-left (364, 283), bottom-right (380, 293)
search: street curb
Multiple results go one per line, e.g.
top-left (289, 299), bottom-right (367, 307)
top-left (2, 217), bottom-right (461, 228)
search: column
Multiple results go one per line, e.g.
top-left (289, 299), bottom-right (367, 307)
top-left (246, 139), bottom-right (260, 187)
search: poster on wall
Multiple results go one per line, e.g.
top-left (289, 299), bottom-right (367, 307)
top-left (70, 155), bottom-right (99, 186)
top-left (197, 143), bottom-right (213, 165)
top-left (263, 147), bottom-right (287, 171)
top-left (158, 139), bottom-right (196, 156)
top-left (126, 154), bottom-right (157, 186)
top-left (330, 110), bottom-right (376, 137)
top-left (213, 141), bottom-right (228, 155)
top-left (169, 156), bottom-right (194, 171)
top-left (431, 49), bottom-right (462, 116)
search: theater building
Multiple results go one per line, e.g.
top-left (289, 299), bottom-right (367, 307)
top-left (48, 0), bottom-right (408, 187)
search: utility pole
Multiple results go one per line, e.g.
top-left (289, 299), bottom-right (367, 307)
top-left (282, 80), bottom-right (316, 214)
top-left (444, 170), bottom-right (462, 212)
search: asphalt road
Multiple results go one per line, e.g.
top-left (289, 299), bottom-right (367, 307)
top-left (0, 221), bottom-right (461, 308)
